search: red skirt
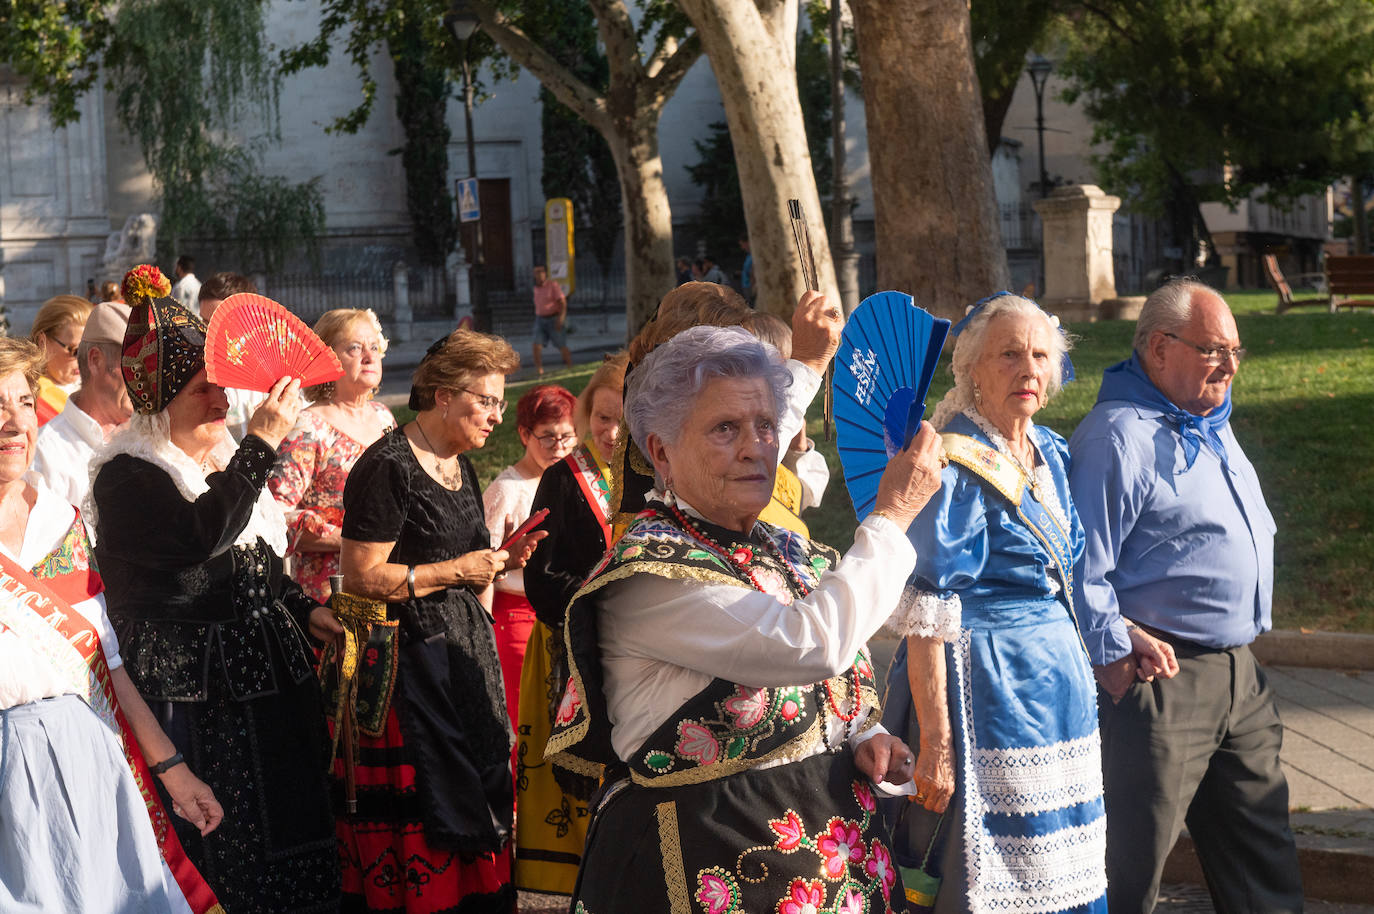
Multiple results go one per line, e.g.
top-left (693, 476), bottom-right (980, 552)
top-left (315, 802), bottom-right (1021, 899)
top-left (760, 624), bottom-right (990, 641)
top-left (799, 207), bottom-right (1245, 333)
top-left (336, 709), bottom-right (513, 913)
top-left (492, 591), bottom-right (537, 731)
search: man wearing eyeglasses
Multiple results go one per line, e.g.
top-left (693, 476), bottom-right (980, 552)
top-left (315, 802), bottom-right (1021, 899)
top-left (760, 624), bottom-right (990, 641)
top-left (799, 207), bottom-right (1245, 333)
top-left (1067, 279), bottom-right (1301, 913)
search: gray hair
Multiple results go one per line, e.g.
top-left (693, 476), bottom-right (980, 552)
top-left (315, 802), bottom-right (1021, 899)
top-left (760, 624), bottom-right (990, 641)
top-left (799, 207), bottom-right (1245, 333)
top-left (624, 325), bottom-right (793, 457)
top-left (1133, 278), bottom-right (1217, 355)
top-left (77, 341), bottom-right (121, 386)
top-left (929, 294), bottom-right (1072, 429)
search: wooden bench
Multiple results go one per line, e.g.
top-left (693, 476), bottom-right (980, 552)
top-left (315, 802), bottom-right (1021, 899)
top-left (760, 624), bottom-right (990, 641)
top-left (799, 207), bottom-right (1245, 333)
top-left (1263, 253), bottom-right (1331, 314)
top-left (1323, 255), bottom-right (1374, 312)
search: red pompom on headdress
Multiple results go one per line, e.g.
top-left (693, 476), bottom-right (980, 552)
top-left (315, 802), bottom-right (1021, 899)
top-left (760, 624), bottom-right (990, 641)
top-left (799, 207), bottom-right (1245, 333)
top-left (122, 264), bottom-right (172, 305)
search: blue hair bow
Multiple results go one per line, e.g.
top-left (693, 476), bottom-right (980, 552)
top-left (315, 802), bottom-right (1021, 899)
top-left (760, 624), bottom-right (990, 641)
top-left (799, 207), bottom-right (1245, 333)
top-left (950, 291), bottom-right (1075, 382)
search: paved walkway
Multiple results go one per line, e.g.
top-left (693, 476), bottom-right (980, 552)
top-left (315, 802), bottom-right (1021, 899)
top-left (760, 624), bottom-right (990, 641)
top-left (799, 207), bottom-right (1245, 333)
top-left (378, 311), bottom-right (628, 400)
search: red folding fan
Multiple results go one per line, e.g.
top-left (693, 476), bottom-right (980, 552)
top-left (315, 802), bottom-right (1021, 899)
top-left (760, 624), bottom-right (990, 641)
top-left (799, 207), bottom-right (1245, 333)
top-left (205, 294), bottom-right (343, 393)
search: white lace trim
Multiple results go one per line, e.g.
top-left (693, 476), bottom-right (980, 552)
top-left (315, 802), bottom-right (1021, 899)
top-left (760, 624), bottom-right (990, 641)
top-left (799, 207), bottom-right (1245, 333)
top-left (84, 413), bottom-right (288, 556)
top-left (974, 817), bottom-right (1108, 913)
top-left (972, 731), bottom-right (1105, 816)
top-left (955, 629), bottom-right (1108, 914)
top-left (884, 584), bottom-right (962, 641)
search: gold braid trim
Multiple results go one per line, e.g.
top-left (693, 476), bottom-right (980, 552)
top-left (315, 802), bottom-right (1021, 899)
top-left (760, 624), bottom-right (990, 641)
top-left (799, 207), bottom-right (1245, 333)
top-left (545, 561), bottom-right (750, 765)
top-left (941, 433), bottom-right (1026, 506)
top-left (630, 712), bottom-right (825, 789)
top-left (656, 801), bottom-right (692, 914)
top-left (321, 592), bottom-right (388, 807)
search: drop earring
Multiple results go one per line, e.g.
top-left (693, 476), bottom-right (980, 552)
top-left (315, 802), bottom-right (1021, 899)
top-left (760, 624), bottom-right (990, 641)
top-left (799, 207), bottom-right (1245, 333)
top-left (973, 383), bottom-right (983, 405)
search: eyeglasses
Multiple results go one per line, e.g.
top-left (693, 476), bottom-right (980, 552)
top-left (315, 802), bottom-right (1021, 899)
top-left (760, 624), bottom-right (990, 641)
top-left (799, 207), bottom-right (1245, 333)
top-left (534, 432), bottom-right (577, 448)
top-left (461, 388), bottom-right (507, 414)
top-left (1162, 333), bottom-right (1247, 366)
top-left (51, 336), bottom-right (80, 357)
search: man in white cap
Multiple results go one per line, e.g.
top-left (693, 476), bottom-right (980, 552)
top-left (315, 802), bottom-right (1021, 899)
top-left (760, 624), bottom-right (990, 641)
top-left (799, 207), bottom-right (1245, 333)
top-left (30, 301), bottom-right (135, 506)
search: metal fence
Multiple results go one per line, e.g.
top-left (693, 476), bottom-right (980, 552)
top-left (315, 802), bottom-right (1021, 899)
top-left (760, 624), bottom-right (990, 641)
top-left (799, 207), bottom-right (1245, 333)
top-left (261, 264), bottom-right (451, 324)
top-left (487, 254), bottom-right (624, 337)
top-left (1001, 202), bottom-right (1041, 251)
top-left (1112, 212), bottom-right (1166, 294)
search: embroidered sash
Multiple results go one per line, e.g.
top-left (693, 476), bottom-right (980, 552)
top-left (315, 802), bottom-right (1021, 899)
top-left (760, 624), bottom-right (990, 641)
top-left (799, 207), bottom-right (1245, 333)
top-left (941, 433), bottom-right (1077, 604)
top-left (567, 445), bottom-right (612, 547)
top-left (545, 506), bottom-right (878, 786)
top-left (0, 544), bottom-right (224, 914)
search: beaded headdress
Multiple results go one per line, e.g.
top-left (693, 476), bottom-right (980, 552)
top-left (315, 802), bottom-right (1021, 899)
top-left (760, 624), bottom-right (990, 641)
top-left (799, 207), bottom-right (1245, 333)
top-left (120, 264), bottom-right (209, 415)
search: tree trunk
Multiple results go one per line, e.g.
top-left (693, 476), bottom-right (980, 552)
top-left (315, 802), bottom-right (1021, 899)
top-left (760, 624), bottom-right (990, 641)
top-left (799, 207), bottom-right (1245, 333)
top-left (468, 0), bottom-right (700, 337)
top-left (677, 0), bottom-right (838, 316)
top-left (607, 127), bottom-right (678, 334)
top-left (849, 0), bottom-right (1008, 321)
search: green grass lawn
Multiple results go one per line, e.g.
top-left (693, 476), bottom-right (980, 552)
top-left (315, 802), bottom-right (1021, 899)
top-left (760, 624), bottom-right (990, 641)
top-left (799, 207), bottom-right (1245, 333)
top-left (408, 291), bottom-right (1374, 633)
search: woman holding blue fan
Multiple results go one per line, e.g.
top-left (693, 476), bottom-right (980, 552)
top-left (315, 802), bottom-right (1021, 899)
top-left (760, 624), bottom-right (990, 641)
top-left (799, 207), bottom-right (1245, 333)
top-left (882, 293), bottom-right (1173, 914)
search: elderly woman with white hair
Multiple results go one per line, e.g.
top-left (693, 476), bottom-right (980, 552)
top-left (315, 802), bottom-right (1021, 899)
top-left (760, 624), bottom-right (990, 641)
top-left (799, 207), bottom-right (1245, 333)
top-left (880, 294), bottom-right (1175, 914)
top-left (544, 323), bottom-right (946, 914)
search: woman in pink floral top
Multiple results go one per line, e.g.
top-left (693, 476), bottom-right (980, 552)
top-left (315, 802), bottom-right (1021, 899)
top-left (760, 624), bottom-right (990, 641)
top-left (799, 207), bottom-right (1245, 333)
top-left (269, 309), bottom-right (395, 603)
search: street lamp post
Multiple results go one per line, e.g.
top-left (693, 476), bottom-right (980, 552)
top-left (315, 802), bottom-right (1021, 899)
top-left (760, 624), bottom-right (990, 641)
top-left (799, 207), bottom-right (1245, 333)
top-left (444, 2), bottom-right (489, 331)
top-left (1026, 54), bottom-right (1053, 200)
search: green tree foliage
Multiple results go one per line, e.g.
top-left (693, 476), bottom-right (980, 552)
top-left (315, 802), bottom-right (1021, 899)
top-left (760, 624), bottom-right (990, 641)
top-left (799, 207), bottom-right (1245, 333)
top-left (0, 0), bottom-right (325, 270)
top-left (1057, 0), bottom-right (1374, 215)
top-left (518, 0), bottom-right (622, 284)
top-left (685, 122), bottom-right (744, 267)
top-left (969, 0), bottom-right (1072, 153)
top-left (0, 1), bottom-right (113, 128)
top-left (797, 4), bottom-right (835, 203)
top-left (281, 0), bottom-right (480, 267)
top-left (388, 3), bottom-right (457, 266)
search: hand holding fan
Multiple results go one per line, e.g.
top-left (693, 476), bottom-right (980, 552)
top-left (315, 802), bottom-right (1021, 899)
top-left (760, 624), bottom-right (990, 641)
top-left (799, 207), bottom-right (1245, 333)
top-left (205, 294), bottom-right (343, 393)
top-left (834, 291), bottom-right (950, 521)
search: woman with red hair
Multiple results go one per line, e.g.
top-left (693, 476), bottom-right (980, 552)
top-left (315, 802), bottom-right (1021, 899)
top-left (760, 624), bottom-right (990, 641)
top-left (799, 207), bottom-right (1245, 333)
top-left (482, 383), bottom-right (577, 723)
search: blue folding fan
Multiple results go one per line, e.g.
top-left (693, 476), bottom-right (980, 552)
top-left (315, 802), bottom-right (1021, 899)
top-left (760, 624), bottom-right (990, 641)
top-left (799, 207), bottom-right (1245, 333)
top-left (834, 291), bottom-right (950, 521)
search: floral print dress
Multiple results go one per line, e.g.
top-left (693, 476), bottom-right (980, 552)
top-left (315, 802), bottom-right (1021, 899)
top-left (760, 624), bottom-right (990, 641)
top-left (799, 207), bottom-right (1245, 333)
top-left (268, 402), bottom-right (396, 604)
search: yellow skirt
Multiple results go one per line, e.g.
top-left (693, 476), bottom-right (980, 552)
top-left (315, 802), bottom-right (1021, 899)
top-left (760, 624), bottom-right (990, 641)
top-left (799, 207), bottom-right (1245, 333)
top-left (514, 621), bottom-right (592, 896)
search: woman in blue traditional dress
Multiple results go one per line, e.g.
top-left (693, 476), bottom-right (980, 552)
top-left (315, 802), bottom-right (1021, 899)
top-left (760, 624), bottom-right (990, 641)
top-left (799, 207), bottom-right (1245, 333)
top-left (546, 321), bottom-right (949, 914)
top-left (883, 293), bottom-right (1175, 914)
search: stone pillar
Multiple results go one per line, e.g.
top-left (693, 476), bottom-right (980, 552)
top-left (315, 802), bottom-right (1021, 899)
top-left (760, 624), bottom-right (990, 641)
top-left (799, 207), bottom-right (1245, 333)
top-left (392, 261), bottom-right (412, 342)
top-left (448, 247), bottom-right (472, 325)
top-left (1033, 184), bottom-right (1121, 321)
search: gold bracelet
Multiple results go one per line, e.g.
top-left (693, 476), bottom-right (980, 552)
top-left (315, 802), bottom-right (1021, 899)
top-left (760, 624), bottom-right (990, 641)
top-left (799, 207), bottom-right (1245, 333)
top-left (869, 509), bottom-right (901, 525)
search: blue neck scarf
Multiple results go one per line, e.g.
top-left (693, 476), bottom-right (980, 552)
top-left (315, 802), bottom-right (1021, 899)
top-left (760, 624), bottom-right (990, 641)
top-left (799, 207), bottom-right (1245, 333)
top-left (1097, 352), bottom-right (1232, 471)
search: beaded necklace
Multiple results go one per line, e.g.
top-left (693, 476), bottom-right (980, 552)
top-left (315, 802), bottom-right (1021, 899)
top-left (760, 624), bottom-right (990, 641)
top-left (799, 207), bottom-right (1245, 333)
top-left (663, 502), bottom-right (862, 741)
top-left (665, 502), bottom-right (810, 596)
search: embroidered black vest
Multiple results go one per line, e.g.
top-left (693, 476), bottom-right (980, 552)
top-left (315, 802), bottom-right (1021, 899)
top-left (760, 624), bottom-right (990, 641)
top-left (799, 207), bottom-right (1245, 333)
top-left (546, 503), bottom-right (880, 787)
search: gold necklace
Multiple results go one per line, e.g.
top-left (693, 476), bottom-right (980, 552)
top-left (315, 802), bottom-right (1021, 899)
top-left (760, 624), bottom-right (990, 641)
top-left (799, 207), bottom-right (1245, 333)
top-left (414, 419), bottom-right (462, 489)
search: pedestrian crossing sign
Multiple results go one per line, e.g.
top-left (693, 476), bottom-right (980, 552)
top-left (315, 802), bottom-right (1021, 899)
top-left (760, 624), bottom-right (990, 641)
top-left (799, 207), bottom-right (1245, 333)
top-left (457, 178), bottom-right (480, 223)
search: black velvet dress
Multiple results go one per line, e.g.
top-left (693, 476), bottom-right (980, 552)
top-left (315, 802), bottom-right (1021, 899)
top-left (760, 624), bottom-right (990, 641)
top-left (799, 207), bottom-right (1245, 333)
top-left (338, 427), bottom-right (514, 914)
top-left (93, 435), bottom-right (340, 914)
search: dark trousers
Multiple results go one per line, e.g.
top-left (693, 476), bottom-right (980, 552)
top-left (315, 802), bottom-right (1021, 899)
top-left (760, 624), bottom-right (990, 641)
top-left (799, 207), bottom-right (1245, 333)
top-left (1098, 642), bottom-right (1303, 914)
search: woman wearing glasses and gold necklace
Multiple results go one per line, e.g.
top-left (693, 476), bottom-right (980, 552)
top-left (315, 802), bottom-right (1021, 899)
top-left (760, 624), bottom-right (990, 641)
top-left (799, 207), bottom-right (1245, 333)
top-left (338, 329), bottom-right (547, 913)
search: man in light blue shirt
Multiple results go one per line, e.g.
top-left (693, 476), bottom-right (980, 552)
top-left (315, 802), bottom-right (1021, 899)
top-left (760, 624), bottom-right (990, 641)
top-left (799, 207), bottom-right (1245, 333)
top-left (1069, 279), bottom-right (1301, 914)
